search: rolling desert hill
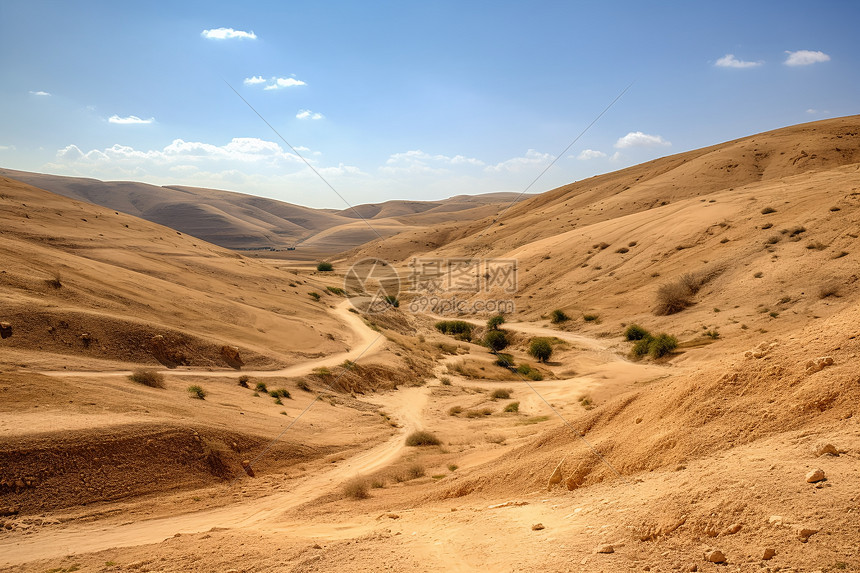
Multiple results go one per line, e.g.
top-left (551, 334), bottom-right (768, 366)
top-left (2, 117), bottom-right (859, 572)
top-left (0, 168), bottom-right (528, 254)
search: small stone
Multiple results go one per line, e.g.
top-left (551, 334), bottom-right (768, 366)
top-left (806, 468), bottom-right (826, 483)
top-left (798, 527), bottom-right (819, 542)
top-left (722, 523), bottom-right (742, 535)
top-left (813, 442), bottom-right (838, 457)
top-left (596, 544), bottom-right (614, 554)
top-left (531, 523), bottom-right (545, 531)
top-left (704, 550), bottom-right (726, 563)
top-left (0, 322), bottom-right (12, 339)
top-left (312, 543), bottom-right (322, 549)
top-left (762, 548), bottom-right (776, 560)
top-left (686, 565), bottom-right (698, 572)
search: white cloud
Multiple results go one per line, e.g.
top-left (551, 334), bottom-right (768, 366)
top-left (263, 77), bottom-right (307, 90)
top-left (29, 90), bottom-right (51, 96)
top-left (576, 149), bottom-right (607, 160)
top-left (614, 131), bottom-right (671, 149)
top-left (610, 152), bottom-right (623, 161)
top-left (108, 115), bottom-right (154, 125)
top-left (0, 145), bottom-right (16, 151)
top-left (484, 149), bottom-right (553, 173)
top-left (715, 54), bottom-right (763, 68)
top-left (243, 76), bottom-right (267, 85)
top-left (296, 109), bottom-right (324, 120)
top-left (784, 50), bottom-right (830, 66)
top-left (201, 27), bottom-right (257, 40)
top-left (380, 149), bottom-right (485, 175)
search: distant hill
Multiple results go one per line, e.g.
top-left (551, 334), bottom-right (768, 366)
top-left (0, 168), bottom-right (528, 253)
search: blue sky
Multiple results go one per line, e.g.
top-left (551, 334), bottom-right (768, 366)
top-left (1, 1), bottom-right (857, 208)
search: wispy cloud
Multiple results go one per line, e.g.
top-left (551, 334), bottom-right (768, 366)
top-left (108, 115), bottom-right (154, 125)
top-left (380, 149), bottom-right (485, 175)
top-left (715, 54), bottom-right (763, 69)
top-left (0, 145), bottom-right (16, 151)
top-left (784, 50), bottom-right (830, 66)
top-left (243, 76), bottom-right (267, 85)
top-left (263, 77), bottom-right (307, 90)
top-left (485, 149), bottom-right (553, 173)
top-left (201, 27), bottom-right (257, 40)
top-left (576, 149), bottom-right (607, 160)
top-left (614, 131), bottom-right (671, 149)
top-left (29, 90), bottom-right (51, 96)
top-left (296, 109), bottom-right (324, 120)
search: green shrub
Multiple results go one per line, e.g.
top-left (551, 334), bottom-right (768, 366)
top-left (528, 338), bottom-right (553, 362)
top-left (624, 324), bottom-right (650, 341)
top-left (405, 431), bottom-right (441, 446)
top-left (187, 385), bottom-right (207, 400)
top-left (448, 464), bottom-right (459, 472)
top-left (296, 380), bottom-right (311, 391)
top-left (435, 320), bottom-right (473, 339)
top-left (631, 336), bottom-right (653, 357)
top-left (129, 369), bottom-right (165, 389)
top-left (550, 309), bottom-right (569, 323)
top-left (503, 401), bottom-right (520, 413)
top-left (326, 286), bottom-right (346, 295)
top-left (483, 330), bottom-right (509, 351)
top-left (255, 381), bottom-right (268, 393)
top-left (486, 314), bottom-right (506, 330)
top-left (491, 388), bottom-right (512, 400)
top-left (583, 313), bottom-right (599, 322)
top-left (440, 376), bottom-right (452, 385)
top-left (269, 388), bottom-right (291, 399)
top-left (494, 353), bottom-right (515, 368)
top-left (516, 363), bottom-right (543, 381)
top-left (308, 291), bottom-right (321, 301)
top-left (316, 261), bottom-right (334, 272)
top-left (648, 334), bottom-right (678, 358)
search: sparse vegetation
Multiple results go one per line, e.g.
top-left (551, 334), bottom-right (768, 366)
top-left (326, 286), bottom-right (346, 295)
top-left (583, 313), bottom-right (599, 322)
top-left (528, 337), bottom-right (553, 362)
top-left (631, 332), bottom-right (678, 359)
top-left (654, 268), bottom-right (722, 315)
top-left (448, 405), bottom-right (463, 416)
top-left (440, 376), bottom-right (452, 385)
top-left (269, 388), bottom-right (291, 399)
top-left (465, 407), bottom-right (494, 418)
top-left (406, 464), bottom-right (426, 479)
top-left (550, 309), bottom-right (570, 323)
top-left (296, 380), bottom-right (311, 392)
top-left (579, 396), bottom-right (594, 410)
top-left (515, 364), bottom-right (543, 381)
top-left (316, 261), bottom-right (334, 272)
top-left (494, 353), bottom-right (515, 368)
top-left (448, 464), bottom-right (459, 472)
top-left (491, 388), bottom-right (512, 400)
top-left (187, 385), bottom-right (207, 400)
top-left (342, 477), bottom-right (369, 499)
top-left (255, 381), bottom-right (268, 393)
top-left (237, 374), bottom-right (250, 388)
top-left (624, 324), bottom-right (650, 341)
top-left (754, 271), bottom-right (764, 278)
top-left (483, 329), bottom-right (510, 351)
top-left (486, 314), bottom-right (505, 330)
top-left (704, 329), bottom-right (720, 339)
top-left (129, 369), bottom-right (165, 389)
top-left (308, 291), bottom-right (321, 301)
top-left (405, 431), bottom-right (441, 446)
top-left (435, 320), bottom-right (473, 340)
top-left (383, 295), bottom-right (400, 307)
top-left (503, 401), bottom-right (520, 413)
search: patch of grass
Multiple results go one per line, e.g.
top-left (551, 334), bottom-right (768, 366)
top-left (583, 313), bottom-right (599, 322)
top-left (269, 388), bottom-right (291, 399)
top-left (654, 268), bottom-right (722, 315)
top-left (494, 353), bottom-right (515, 368)
top-left (648, 334), bottom-right (678, 358)
top-left (503, 401), bottom-right (520, 413)
top-left (704, 329), bottom-right (720, 339)
top-left (550, 309), bottom-right (570, 323)
top-left (326, 286), bottom-right (346, 295)
top-left (370, 479), bottom-right (385, 489)
top-left (448, 405), bottom-right (463, 416)
top-left (405, 431), bottom-right (441, 446)
top-left (129, 369), bottom-right (165, 389)
top-left (342, 477), bottom-right (369, 499)
top-left (624, 324), bottom-right (650, 341)
top-left (436, 342), bottom-right (459, 355)
top-left (579, 396), bottom-right (594, 410)
top-left (448, 464), bottom-right (459, 472)
top-left (519, 415), bottom-right (550, 425)
top-left (296, 380), bottom-right (311, 391)
top-left (761, 206), bottom-right (776, 214)
top-left (237, 374), bottom-right (250, 388)
top-left (316, 261), bottom-right (334, 272)
top-left (769, 311), bottom-right (779, 318)
top-left (308, 291), bottom-right (321, 301)
top-left (313, 367), bottom-right (331, 376)
top-left (465, 408), bottom-right (494, 418)
top-left (491, 388), bottom-right (512, 400)
top-left (515, 363), bottom-right (543, 381)
top-left (440, 376), bottom-right (452, 385)
top-left (187, 385), bottom-right (207, 400)
top-left (255, 381), bottom-right (268, 393)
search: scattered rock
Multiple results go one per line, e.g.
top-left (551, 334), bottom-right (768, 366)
top-left (565, 476), bottom-right (580, 490)
top-left (762, 548), bottom-right (776, 560)
top-left (722, 523), bottom-right (742, 535)
top-left (805, 468), bottom-right (826, 483)
top-left (768, 515), bottom-right (785, 526)
top-left (147, 335), bottom-right (190, 368)
top-left (595, 544), bottom-right (614, 554)
top-left (220, 345), bottom-right (245, 370)
top-left (0, 322), bottom-right (11, 339)
top-left (686, 565), bottom-right (698, 572)
top-left (487, 501), bottom-right (529, 509)
top-left (312, 543), bottom-right (322, 549)
top-left (241, 460), bottom-right (255, 478)
top-left (812, 442), bottom-right (839, 457)
top-left (797, 527), bottom-right (819, 542)
top-left (531, 523), bottom-right (545, 531)
top-left (704, 550), bottom-right (726, 563)
top-left (806, 356), bottom-right (834, 373)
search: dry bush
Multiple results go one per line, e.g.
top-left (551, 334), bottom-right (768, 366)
top-left (405, 431), bottom-right (441, 446)
top-left (129, 369), bottom-right (165, 388)
top-left (342, 477), bottom-right (370, 499)
top-left (654, 267), bottom-right (723, 315)
top-left (407, 464), bottom-right (426, 479)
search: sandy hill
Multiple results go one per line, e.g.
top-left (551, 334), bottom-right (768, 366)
top-left (0, 168), bottom-right (528, 254)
